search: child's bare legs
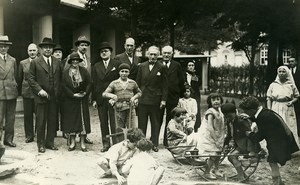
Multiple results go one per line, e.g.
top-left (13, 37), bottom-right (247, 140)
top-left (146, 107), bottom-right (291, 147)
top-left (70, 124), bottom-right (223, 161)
top-left (204, 157), bottom-right (218, 179)
top-left (97, 157), bottom-right (112, 177)
top-left (269, 162), bottom-right (284, 185)
top-left (212, 156), bottom-right (222, 177)
top-left (151, 166), bottom-right (165, 185)
top-left (228, 155), bottom-right (245, 181)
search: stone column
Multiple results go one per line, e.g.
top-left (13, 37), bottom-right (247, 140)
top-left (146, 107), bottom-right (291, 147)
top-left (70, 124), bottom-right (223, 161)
top-left (0, 5), bottom-right (4, 35)
top-left (32, 15), bottom-right (53, 44)
top-left (202, 58), bottom-right (209, 90)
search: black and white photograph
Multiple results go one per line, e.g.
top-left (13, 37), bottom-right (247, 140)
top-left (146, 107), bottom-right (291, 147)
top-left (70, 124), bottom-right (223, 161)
top-left (0, 0), bottom-right (300, 185)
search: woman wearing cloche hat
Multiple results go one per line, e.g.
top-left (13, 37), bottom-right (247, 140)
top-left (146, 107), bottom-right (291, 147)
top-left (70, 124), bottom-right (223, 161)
top-left (61, 52), bottom-right (92, 152)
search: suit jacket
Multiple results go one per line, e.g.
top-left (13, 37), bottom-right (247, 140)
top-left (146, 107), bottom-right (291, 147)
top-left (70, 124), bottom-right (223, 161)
top-left (160, 60), bottom-right (185, 105)
top-left (18, 58), bottom-right (34, 98)
top-left (184, 71), bottom-right (201, 97)
top-left (27, 55), bottom-right (62, 103)
top-left (136, 61), bottom-right (168, 105)
top-left (291, 66), bottom-right (300, 90)
top-left (92, 58), bottom-right (120, 105)
top-left (0, 54), bottom-right (18, 100)
top-left (114, 52), bottom-right (141, 81)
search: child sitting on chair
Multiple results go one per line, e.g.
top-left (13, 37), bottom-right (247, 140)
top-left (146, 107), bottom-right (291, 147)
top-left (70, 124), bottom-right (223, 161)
top-left (122, 138), bottom-right (164, 185)
top-left (221, 103), bottom-right (261, 181)
top-left (178, 86), bottom-right (198, 132)
top-left (97, 128), bottom-right (144, 185)
top-left (167, 107), bottom-right (198, 157)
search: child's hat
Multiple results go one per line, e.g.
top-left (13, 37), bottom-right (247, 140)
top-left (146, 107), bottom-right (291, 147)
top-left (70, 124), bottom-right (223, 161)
top-left (118, 63), bottom-right (130, 71)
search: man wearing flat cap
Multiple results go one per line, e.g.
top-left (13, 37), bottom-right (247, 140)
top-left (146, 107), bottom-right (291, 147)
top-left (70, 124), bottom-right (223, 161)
top-left (0, 35), bottom-right (18, 147)
top-left (28, 37), bottom-right (62, 153)
top-left (92, 42), bottom-right (121, 152)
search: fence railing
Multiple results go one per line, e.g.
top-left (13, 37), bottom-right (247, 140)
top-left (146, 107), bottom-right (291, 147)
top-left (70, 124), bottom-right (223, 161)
top-left (205, 65), bottom-right (268, 99)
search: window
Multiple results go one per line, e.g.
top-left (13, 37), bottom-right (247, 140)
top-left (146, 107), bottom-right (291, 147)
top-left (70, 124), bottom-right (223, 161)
top-left (260, 45), bottom-right (268, 65)
top-left (282, 48), bottom-right (291, 65)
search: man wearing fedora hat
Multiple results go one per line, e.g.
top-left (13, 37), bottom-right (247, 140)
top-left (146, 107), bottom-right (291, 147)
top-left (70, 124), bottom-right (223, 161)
top-left (92, 42), bottom-right (121, 152)
top-left (28, 37), bottom-right (62, 153)
top-left (0, 35), bottom-right (18, 147)
top-left (18, 43), bottom-right (39, 144)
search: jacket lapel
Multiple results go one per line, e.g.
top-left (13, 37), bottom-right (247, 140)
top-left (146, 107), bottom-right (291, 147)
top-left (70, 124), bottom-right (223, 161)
top-left (38, 57), bottom-right (49, 73)
top-left (0, 57), bottom-right (5, 71)
top-left (2, 56), bottom-right (13, 78)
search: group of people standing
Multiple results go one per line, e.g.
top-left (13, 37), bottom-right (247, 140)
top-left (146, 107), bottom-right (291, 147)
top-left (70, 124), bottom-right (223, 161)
top-left (0, 35), bottom-right (202, 154)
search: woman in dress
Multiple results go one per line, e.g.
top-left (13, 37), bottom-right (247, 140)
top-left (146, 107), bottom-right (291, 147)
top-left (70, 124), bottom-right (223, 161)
top-left (266, 65), bottom-right (299, 146)
top-left (61, 52), bottom-right (91, 152)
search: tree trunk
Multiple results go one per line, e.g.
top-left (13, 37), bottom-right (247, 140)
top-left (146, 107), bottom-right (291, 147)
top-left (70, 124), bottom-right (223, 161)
top-left (266, 36), bottom-right (279, 87)
top-left (248, 44), bottom-right (256, 95)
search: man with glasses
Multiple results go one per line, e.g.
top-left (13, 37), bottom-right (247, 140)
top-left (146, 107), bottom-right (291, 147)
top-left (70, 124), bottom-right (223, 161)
top-left (28, 37), bottom-right (62, 153)
top-left (136, 46), bottom-right (168, 152)
top-left (92, 42), bottom-right (120, 152)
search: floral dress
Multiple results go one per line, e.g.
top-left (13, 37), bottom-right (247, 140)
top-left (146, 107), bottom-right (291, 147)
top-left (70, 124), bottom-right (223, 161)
top-left (197, 107), bottom-right (226, 155)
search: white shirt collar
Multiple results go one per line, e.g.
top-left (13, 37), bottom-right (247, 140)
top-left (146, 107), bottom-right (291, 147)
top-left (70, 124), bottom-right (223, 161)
top-left (42, 55), bottom-right (51, 63)
top-left (254, 106), bottom-right (263, 118)
top-left (0, 53), bottom-right (6, 60)
top-left (77, 51), bottom-right (86, 59)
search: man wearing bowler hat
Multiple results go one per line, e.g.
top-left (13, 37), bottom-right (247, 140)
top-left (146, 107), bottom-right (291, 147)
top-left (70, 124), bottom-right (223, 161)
top-left (92, 42), bottom-right (120, 152)
top-left (0, 35), bottom-right (18, 147)
top-left (28, 37), bottom-right (62, 153)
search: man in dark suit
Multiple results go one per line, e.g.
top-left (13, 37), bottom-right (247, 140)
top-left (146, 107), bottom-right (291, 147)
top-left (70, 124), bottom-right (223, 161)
top-left (18, 43), bottom-right (38, 143)
top-left (0, 35), bottom-right (18, 147)
top-left (159, 45), bottom-right (185, 147)
top-left (92, 42), bottom-right (120, 152)
top-left (114, 38), bottom-right (140, 81)
top-left (28, 37), bottom-right (62, 153)
top-left (289, 57), bottom-right (300, 143)
top-left (136, 46), bottom-right (168, 152)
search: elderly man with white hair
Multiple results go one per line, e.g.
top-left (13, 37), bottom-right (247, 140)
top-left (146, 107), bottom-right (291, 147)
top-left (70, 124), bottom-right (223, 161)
top-left (136, 46), bottom-right (168, 152)
top-left (158, 45), bottom-right (185, 147)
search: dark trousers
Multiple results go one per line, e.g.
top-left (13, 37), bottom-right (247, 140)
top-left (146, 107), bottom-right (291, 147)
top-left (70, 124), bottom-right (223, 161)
top-left (23, 98), bottom-right (35, 139)
top-left (294, 101), bottom-right (300, 137)
top-left (97, 101), bottom-right (116, 148)
top-left (138, 104), bottom-right (160, 146)
top-left (35, 97), bottom-right (58, 147)
top-left (0, 99), bottom-right (16, 142)
top-left (194, 94), bottom-right (201, 132)
top-left (159, 102), bottom-right (177, 146)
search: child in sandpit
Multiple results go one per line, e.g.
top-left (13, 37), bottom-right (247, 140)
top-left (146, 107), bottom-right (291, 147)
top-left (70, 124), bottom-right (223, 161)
top-left (97, 128), bottom-right (144, 185)
top-left (167, 107), bottom-right (198, 157)
top-left (121, 138), bottom-right (164, 185)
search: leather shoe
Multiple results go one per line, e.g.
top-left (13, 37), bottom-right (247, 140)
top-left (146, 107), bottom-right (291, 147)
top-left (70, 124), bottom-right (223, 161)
top-left (84, 137), bottom-right (93, 144)
top-left (4, 141), bottom-right (16, 147)
top-left (45, 145), bottom-right (58, 150)
top-left (81, 147), bottom-right (88, 152)
top-left (101, 147), bottom-right (109, 152)
top-left (152, 146), bottom-right (159, 152)
top-left (38, 146), bottom-right (45, 153)
top-left (25, 137), bottom-right (34, 143)
top-left (68, 145), bottom-right (75, 151)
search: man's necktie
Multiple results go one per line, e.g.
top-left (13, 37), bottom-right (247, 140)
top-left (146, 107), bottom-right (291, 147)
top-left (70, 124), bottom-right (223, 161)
top-left (47, 58), bottom-right (50, 67)
top-left (104, 60), bottom-right (108, 69)
top-left (3, 55), bottom-right (6, 62)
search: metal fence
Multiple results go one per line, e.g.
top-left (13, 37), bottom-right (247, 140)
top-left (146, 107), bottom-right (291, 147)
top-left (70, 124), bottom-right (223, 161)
top-left (205, 65), bottom-right (268, 99)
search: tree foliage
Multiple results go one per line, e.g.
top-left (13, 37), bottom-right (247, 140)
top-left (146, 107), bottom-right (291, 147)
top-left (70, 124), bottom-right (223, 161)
top-left (86, 0), bottom-right (234, 53)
